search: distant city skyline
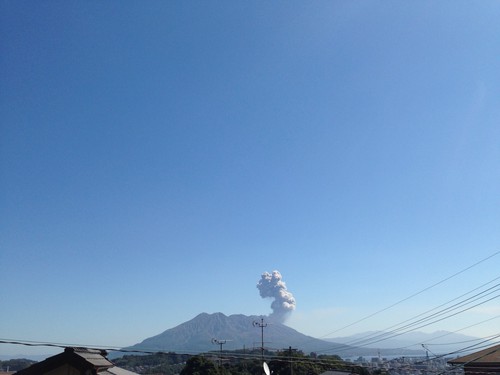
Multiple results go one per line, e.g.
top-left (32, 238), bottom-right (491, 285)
top-left (1, 0), bottom-right (499, 359)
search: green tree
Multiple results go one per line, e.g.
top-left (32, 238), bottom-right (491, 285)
top-left (180, 356), bottom-right (224, 375)
top-left (269, 350), bottom-right (323, 375)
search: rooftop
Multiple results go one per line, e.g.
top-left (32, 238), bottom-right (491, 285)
top-left (448, 344), bottom-right (500, 365)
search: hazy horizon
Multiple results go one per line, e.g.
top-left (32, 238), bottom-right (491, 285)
top-left (2, 0), bottom-right (499, 360)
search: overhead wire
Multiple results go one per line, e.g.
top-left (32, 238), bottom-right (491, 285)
top-left (0, 338), bottom-right (202, 356)
top-left (3, 303), bottom-right (497, 364)
top-left (392, 277), bottom-right (500, 333)
top-left (2, 334), bottom-right (500, 375)
top-left (311, 275), bottom-right (500, 353)
top-left (303, 253), bottom-right (500, 353)
top-left (2, 250), bottom-right (498, 369)
top-left (317, 250), bottom-right (499, 340)
top-left (395, 315), bottom-right (500, 351)
top-left (335, 333), bottom-right (500, 375)
top-left (347, 285), bottom-right (499, 346)
top-left (434, 337), bottom-right (500, 375)
top-left (2, 296), bottom-right (498, 364)
top-left (316, 289), bottom-right (499, 353)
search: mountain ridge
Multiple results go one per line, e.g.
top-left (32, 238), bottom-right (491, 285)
top-left (117, 312), bottom-right (424, 358)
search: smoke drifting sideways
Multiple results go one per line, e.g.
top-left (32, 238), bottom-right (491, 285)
top-left (257, 270), bottom-right (296, 323)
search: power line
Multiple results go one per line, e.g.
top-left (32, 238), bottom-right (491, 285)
top-left (3, 335), bottom-right (500, 375)
top-left (434, 337), bottom-right (500, 375)
top-left (318, 250), bottom-right (500, 339)
top-left (315, 276), bottom-right (499, 352)
top-left (311, 276), bottom-right (499, 353)
top-left (3, 251), bottom-right (498, 365)
top-left (317, 292), bottom-right (499, 354)
top-left (289, 260), bottom-right (500, 355)
top-left (0, 338), bottom-right (201, 356)
top-left (345, 284), bottom-right (500, 347)
top-left (388, 277), bottom-right (500, 336)
top-left (424, 333), bottom-right (500, 347)
top-left (394, 315), bottom-right (500, 351)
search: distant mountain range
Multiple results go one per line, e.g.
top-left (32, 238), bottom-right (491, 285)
top-left (116, 312), bottom-right (425, 358)
top-left (326, 330), bottom-right (481, 355)
top-left (7, 313), bottom-right (478, 361)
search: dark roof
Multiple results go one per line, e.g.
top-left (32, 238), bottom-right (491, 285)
top-left (70, 347), bottom-right (114, 368)
top-left (448, 344), bottom-right (500, 366)
top-left (14, 347), bottom-right (137, 375)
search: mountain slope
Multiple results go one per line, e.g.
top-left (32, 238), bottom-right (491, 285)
top-left (121, 312), bottom-right (353, 355)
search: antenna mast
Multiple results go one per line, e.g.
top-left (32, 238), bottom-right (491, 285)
top-left (253, 317), bottom-right (268, 362)
top-left (211, 338), bottom-right (227, 366)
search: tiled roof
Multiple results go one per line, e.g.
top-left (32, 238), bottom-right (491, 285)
top-left (14, 347), bottom-right (138, 375)
top-left (448, 344), bottom-right (500, 365)
top-left (69, 347), bottom-right (114, 369)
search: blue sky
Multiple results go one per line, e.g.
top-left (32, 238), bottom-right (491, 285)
top-left (1, 1), bottom-right (499, 358)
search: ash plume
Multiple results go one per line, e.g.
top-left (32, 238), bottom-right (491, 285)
top-left (257, 270), bottom-right (296, 322)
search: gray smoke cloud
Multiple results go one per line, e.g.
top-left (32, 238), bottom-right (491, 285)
top-left (257, 270), bottom-right (296, 322)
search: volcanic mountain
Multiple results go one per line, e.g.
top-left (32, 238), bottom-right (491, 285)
top-left (120, 312), bottom-right (352, 355)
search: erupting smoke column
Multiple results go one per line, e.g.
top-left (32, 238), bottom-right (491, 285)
top-left (257, 270), bottom-right (296, 322)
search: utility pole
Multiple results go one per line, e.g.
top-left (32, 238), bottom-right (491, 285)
top-left (253, 317), bottom-right (268, 362)
top-left (287, 346), bottom-right (297, 375)
top-left (211, 338), bottom-right (227, 366)
top-left (422, 344), bottom-right (436, 360)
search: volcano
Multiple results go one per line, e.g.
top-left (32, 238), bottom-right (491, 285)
top-left (120, 312), bottom-right (355, 355)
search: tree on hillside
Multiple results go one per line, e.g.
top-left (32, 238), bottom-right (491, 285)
top-left (0, 359), bottom-right (37, 372)
top-left (269, 350), bottom-right (323, 375)
top-left (180, 355), bottom-right (229, 375)
top-left (267, 349), bottom-right (369, 375)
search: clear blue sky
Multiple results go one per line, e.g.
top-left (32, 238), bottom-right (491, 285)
top-left (1, 1), bottom-right (499, 358)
